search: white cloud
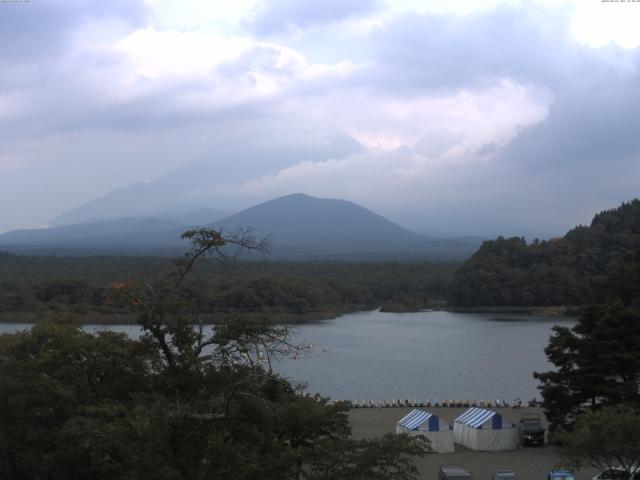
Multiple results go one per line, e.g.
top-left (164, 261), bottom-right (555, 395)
top-left (1, 0), bottom-right (639, 236)
top-left (323, 79), bottom-right (552, 152)
top-left (245, 0), bottom-right (381, 36)
top-left (572, 0), bottom-right (640, 48)
top-left (0, 93), bottom-right (27, 120)
top-left (114, 28), bottom-right (252, 81)
top-left (143, 0), bottom-right (260, 33)
top-left (190, 78), bottom-right (552, 220)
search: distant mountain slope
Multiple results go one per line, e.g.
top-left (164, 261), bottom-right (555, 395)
top-left (0, 217), bottom-right (186, 247)
top-left (214, 193), bottom-right (424, 249)
top-left (0, 207), bottom-right (225, 251)
top-left (160, 208), bottom-right (224, 226)
top-left (449, 199), bottom-right (640, 307)
top-left (213, 194), bottom-right (480, 260)
top-left (0, 193), bottom-right (481, 260)
top-left (51, 132), bottom-right (362, 226)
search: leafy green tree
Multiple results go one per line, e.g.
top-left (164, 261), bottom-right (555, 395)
top-left (0, 319), bottom-right (159, 479)
top-left (559, 407), bottom-right (640, 475)
top-left (534, 302), bottom-right (640, 432)
top-left (450, 199), bottom-right (640, 307)
top-left (609, 251), bottom-right (640, 307)
top-left (0, 228), bottom-right (429, 480)
top-left (304, 434), bottom-right (429, 480)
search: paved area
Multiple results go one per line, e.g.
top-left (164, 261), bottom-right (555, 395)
top-left (349, 406), bottom-right (597, 480)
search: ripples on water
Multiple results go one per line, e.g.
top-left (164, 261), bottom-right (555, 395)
top-left (0, 310), bottom-right (574, 401)
top-left (272, 310), bottom-right (575, 402)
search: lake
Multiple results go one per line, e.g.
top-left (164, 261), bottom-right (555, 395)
top-left (0, 310), bottom-right (574, 402)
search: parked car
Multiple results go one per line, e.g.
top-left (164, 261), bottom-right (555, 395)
top-left (592, 467), bottom-right (640, 480)
top-left (439, 465), bottom-right (473, 480)
top-left (518, 413), bottom-right (545, 446)
top-left (493, 469), bottom-right (519, 480)
top-left (546, 470), bottom-right (575, 480)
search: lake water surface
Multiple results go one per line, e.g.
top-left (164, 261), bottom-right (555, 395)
top-left (0, 310), bottom-right (574, 402)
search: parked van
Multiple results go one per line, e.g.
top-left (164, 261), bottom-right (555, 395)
top-left (439, 465), bottom-right (473, 480)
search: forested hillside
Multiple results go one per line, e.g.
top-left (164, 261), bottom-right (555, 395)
top-left (450, 199), bottom-right (640, 307)
top-left (0, 254), bottom-right (456, 322)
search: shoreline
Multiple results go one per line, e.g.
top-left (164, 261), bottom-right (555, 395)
top-left (447, 305), bottom-right (581, 317)
top-left (0, 305), bottom-right (580, 325)
top-left (0, 308), bottom-right (365, 326)
top-left (338, 399), bottom-right (539, 409)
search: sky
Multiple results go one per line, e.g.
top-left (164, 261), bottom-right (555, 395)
top-left (1, 0), bottom-right (639, 237)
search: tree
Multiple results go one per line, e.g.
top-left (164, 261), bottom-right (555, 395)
top-left (304, 433), bottom-right (430, 480)
top-left (559, 407), bottom-right (640, 475)
top-left (110, 227), bottom-right (272, 371)
top-left (0, 319), bottom-right (160, 479)
top-left (449, 199), bottom-right (640, 308)
top-left (534, 301), bottom-right (640, 433)
top-left (0, 228), bottom-right (429, 479)
top-left (609, 251), bottom-right (640, 307)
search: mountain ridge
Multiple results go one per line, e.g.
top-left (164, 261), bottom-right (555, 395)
top-left (51, 131), bottom-right (363, 226)
top-left (0, 193), bottom-right (481, 260)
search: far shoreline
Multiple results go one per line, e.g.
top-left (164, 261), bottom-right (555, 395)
top-left (0, 305), bottom-right (580, 325)
top-left (447, 305), bottom-right (581, 317)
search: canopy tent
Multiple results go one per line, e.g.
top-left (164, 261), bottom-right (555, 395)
top-left (453, 407), bottom-right (518, 451)
top-left (396, 409), bottom-right (454, 453)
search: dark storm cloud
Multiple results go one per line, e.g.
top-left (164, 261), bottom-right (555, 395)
top-left (497, 77), bottom-right (640, 174)
top-left (246, 0), bottom-right (380, 36)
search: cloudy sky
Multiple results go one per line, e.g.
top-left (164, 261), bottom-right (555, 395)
top-left (1, 0), bottom-right (639, 237)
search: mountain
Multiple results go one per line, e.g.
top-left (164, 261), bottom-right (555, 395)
top-left (0, 194), bottom-right (481, 259)
top-left (214, 193), bottom-right (422, 251)
top-left (51, 131), bottom-right (362, 226)
top-left (0, 217), bottom-right (186, 251)
top-left (0, 208), bottom-right (223, 255)
top-left (449, 199), bottom-right (640, 307)
top-left (212, 194), bottom-right (480, 259)
top-left (159, 208), bottom-right (224, 226)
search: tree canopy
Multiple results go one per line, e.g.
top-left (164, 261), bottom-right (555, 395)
top-left (0, 228), bottom-right (429, 480)
top-left (534, 298), bottom-right (640, 433)
top-left (559, 407), bottom-right (640, 475)
top-left (450, 199), bottom-right (640, 307)
top-left (0, 251), bottom-right (456, 323)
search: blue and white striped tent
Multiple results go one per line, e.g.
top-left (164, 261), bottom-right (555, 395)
top-left (455, 407), bottom-right (505, 429)
top-left (453, 408), bottom-right (517, 451)
top-left (396, 409), bottom-right (454, 452)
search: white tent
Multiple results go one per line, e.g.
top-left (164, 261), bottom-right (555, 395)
top-left (453, 407), bottom-right (517, 451)
top-left (396, 409), bottom-right (454, 453)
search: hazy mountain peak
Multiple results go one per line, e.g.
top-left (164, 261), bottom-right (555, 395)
top-left (50, 132), bottom-right (363, 227)
top-left (214, 193), bottom-right (424, 247)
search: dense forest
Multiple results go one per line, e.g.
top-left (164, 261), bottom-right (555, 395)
top-left (449, 199), bottom-right (640, 307)
top-left (0, 253), bottom-right (456, 323)
top-left (3, 199), bottom-right (640, 321)
top-left (0, 230), bottom-right (428, 479)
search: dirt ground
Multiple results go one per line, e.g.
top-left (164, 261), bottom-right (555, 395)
top-left (348, 406), bottom-right (598, 480)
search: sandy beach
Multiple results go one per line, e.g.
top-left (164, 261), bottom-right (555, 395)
top-left (349, 406), bottom-right (598, 480)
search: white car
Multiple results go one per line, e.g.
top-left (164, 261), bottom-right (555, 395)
top-left (592, 467), bottom-right (640, 480)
